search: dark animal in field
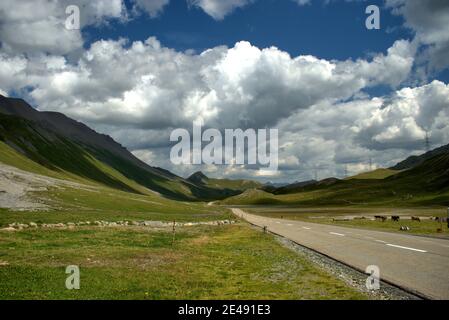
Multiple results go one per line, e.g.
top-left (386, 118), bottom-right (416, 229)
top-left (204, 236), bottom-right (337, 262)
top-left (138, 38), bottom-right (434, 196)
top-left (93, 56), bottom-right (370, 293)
top-left (375, 216), bottom-right (387, 222)
top-left (391, 216), bottom-right (400, 222)
top-left (411, 216), bottom-right (421, 222)
top-left (332, 218), bottom-right (350, 222)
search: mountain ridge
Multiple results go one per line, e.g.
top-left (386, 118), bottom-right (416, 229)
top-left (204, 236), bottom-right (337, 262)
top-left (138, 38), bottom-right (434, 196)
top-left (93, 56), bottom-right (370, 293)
top-left (0, 95), bottom-right (236, 201)
top-left (391, 143), bottom-right (449, 170)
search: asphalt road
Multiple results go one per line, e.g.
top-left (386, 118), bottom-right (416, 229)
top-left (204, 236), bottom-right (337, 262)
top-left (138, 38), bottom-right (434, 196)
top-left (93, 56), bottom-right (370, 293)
top-left (232, 208), bottom-right (449, 300)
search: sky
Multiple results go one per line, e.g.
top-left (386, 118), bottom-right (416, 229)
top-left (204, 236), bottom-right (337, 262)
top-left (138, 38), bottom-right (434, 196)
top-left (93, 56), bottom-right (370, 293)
top-left (1, 0), bottom-right (449, 183)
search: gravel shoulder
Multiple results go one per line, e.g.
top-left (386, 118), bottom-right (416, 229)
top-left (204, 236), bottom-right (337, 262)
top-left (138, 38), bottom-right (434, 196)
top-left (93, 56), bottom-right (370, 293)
top-left (275, 235), bottom-right (420, 300)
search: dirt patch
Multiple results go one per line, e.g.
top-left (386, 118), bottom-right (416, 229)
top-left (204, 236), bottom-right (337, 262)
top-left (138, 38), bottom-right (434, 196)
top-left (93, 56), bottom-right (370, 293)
top-left (0, 163), bottom-right (93, 211)
top-left (190, 235), bottom-right (212, 245)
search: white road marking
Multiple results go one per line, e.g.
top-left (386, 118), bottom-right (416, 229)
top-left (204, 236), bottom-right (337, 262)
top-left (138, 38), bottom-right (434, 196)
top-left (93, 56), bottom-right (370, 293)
top-left (330, 232), bottom-right (345, 237)
top-left (302, 227), bottom-right (311, 230)
top-left (386, 244), bottom-right (427, 253)
top-left (375, 240), bottom-right (387, 244)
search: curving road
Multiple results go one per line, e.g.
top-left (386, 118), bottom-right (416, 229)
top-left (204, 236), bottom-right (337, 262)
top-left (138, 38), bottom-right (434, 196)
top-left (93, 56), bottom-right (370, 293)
top-left (232, 208), bottom-right (449, 300)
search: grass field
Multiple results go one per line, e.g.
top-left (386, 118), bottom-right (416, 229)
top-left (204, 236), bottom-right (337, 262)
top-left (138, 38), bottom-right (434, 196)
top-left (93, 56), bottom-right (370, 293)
top-left (0, 224), bottom-right (366, 300)
top-left (0, 179), bottom-right (234, 227)
top-left (241, 206), bottom-right (449, 237)
top-left (0, 156), bottom-right (367, 300)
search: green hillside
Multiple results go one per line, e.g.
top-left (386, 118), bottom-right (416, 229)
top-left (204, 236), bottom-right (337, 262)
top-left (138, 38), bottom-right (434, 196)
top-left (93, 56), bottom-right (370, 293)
top-left (0, 132), bottom-right (232, 226)
top-left (0, 112), bottom-right (233, 201)
top-left (346, 168), bottom-right (400, 180)
top-left (187, 171), bottom-right (262, 193)
top-left (220, 189), bottom-right (282, 205)
top-left (221, 152), bottom-right (449, 207)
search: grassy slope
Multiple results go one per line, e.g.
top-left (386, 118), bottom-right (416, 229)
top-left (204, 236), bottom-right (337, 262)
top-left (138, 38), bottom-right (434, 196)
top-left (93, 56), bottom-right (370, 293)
top-left (221, 154), bottom-right (449, 236)
top-left (205, 177), bottom-right (262, 191)
top-left (0, 224), bottom-right (365, 299)
top-left (0, 138), bottom-right (231, 225)
top-left (346, 168), bottom-right (400, 180)
top-left (220, 189), bottom-right (282, 206)
top-left (221, 153), bottom-right (449, 208)
top-left (0, 114), bottom-right (233, 201)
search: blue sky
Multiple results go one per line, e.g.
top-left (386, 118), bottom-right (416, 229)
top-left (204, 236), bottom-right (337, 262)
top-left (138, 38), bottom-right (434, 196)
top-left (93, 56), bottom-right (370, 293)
top-left (87, 0), bottom-right (408, 61)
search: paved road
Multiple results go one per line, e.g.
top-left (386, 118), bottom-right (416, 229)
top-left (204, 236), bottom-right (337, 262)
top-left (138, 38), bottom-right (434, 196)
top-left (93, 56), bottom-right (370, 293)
top-left (232, 208), bottom-right (449, 300)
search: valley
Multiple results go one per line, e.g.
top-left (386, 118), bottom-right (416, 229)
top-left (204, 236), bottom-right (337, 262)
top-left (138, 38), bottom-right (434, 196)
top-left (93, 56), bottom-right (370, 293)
top-left (1, 95), bottom-right (448, 300)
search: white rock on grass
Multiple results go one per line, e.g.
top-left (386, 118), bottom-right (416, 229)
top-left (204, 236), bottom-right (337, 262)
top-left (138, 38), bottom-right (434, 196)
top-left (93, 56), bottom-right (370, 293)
top-left (1, 227), bottom-right (16, 232)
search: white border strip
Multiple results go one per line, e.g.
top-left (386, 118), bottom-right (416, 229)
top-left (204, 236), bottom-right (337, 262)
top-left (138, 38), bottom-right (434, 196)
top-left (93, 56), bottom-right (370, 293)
top-left (386, 244), bottom-right (427, 253)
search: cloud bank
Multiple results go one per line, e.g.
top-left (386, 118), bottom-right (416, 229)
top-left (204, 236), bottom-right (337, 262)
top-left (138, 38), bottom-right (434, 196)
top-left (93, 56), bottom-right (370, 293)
top-left (0, 0), bottom-right (448, 182)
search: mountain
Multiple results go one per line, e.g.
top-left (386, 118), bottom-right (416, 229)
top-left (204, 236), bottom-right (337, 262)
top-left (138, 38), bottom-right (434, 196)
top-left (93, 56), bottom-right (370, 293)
top-left (223, 149), bottom-right (449, 206)
top-left (388, 151), bottom-right (449, 191)
top-left (262, 179), bottom-right (317, 194)
top-left (391, 143), bottom-right (449, 170)
top-left (0, 95), bottom-right (235, 201)
top-left (187, 171), bottom-right (209, 185)
top-left (263, 181), bottom-right (290, 188)
top-left (268, 178), bottom-right (340, 195)
top-left (261, 181), bottom-right (290, 194)
top-left (187, 171), bottom-right (262, 192)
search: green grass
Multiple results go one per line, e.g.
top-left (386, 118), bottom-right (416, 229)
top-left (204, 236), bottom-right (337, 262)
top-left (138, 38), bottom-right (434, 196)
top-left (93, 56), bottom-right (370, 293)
top-left (0, 224), bottom-right (366, 300)
top-left (205, 178), bottom-right (262, 192)
top-left (346, 168), bottom-right (400, 180)
top-left (220, 189), bottom-right (282, 206)
top-left (222, 184), bottom-right (449, 208)
top-left (242, 206), bottom-right (449, 237)
top-left (0, 183), bottom-right (232, 227)
top-left (330, 219), bottom-right (449, 237)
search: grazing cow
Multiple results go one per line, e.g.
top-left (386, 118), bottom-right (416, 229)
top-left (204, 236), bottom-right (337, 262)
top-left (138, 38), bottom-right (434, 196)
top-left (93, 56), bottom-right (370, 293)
top-left (391, 216), bottom-right (400, 222)
top-left (411, 216), bottom-right (421, 222)
top-left (375, 216), bottom-right (387, 222)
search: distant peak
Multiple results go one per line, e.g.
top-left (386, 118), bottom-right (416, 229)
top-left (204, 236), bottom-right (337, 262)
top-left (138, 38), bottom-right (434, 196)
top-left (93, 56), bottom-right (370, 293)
top-left (189, 171), bottom-right (208, 179)
top-left (187, 171), bottom-right (209, 184)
